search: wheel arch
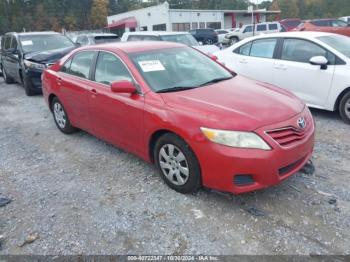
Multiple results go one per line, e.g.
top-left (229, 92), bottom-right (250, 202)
top-left (334, 87), bottom-right (350, 111)
top-left (48, 93), bottom-right (57, 112)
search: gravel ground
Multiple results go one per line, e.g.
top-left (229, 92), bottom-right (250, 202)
top-left (0, 78), bottom-right (349, 255)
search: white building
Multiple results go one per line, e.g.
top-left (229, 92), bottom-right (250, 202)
top-left (106, 2), bottom-right (281, 35)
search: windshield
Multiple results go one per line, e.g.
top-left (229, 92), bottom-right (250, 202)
top-left (318, 35), bottom-right (350, 58)
top-left (160, 34), bottom-right (199, 46)
top-left (129, 47), bottom-right (233, 93)
top-left (19, 34), bottom-right (75, 53)
top-left (94, 36), bottom-right (119, 44)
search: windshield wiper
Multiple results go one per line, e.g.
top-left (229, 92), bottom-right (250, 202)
top-left (157, 86), bottom-right (198, 93)
top-left (199, 76), bottom-right (233, 87)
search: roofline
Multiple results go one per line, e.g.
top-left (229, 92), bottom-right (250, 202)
top-left (169, 8), bottom-right (281, 14)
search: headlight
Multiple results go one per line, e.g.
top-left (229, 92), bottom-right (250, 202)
top-left (24, 60), bottom-right (46, 70)
top-left (201, 127), bottom-right (271, 150)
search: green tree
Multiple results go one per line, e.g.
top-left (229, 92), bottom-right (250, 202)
top-left (90, 0), bottom-right (108, 29)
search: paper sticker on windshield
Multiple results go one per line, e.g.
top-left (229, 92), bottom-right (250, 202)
top-left (138, 60), bottom-right (165, 72)
top-left (21, 40), bottom-right (33, 46)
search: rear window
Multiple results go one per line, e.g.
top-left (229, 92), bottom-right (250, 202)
top-left (127, 35), bottom-right (159, 41)
top-left (94, 36), bottom-right (119, 44)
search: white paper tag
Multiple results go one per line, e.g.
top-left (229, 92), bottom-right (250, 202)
top-left (138, 60), bottom-right (165, 72)
top-left (21, 40), bottom-right (33, 46)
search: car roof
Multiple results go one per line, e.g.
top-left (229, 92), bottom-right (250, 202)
top-left (124, 31), bottom-right (190, 36)
top-left (6, 31), bottom-right (59, 36)
top-left (246, 31), bottom-right (335, 40)
top-left (80, 33), bottom-right (117, 37)
top-left (77, 41), bottom-right (185, 54)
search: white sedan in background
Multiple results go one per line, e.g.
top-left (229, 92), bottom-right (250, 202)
top-left (215, 32), bottom-right (350, 124)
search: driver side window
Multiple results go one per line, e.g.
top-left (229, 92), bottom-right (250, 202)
top-left (94, 52), bottom-right (133, 85)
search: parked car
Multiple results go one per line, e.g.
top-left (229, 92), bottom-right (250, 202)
top-left (215, 29), bottom-right (230, 43)
top-left (0, 32), bottom-right (76, 96)
top-left (42, 41), bottom-right (314, 195)
top-left (295, 19), bottom-right (350, 37)
top-left (121, 31), bottom-right (219, 55)
top-left (223, 22), bottom-right (283, 45)
top-left (339, 16), bottom-right (350, 24)
top-left (215, 32), bottom-right (350, 124)
top-left (75, 33), bottom-right (119, 46)
top-left (280, 18), bottom-right (302, 31)
top-left (189, 28), bottom-right (218, 45)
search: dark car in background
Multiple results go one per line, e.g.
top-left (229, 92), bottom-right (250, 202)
top-left (75, 33), bottom-right (119, 46)
top-left (0, 36), bottom-right (2, 76)
top-left (189, 28), bottom-right (218, 45)
top-left (0, 32), bottom-right (76, 96)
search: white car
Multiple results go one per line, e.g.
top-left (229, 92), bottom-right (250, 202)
top-left (121, 31), bottom-right (220, 55)
top-left (339, 16), bottom-right (350, 24)
top-left (222, 22), bottom-right (282, 46)
top-left (215, 29), bottom-right (230, 43)
top-left (215, 32), bottom-right (350, 123)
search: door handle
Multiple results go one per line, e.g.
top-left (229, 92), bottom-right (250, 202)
top-left (57, 78), bottom-right (63, 85)
top-left (238, 59), bottom-right (248, 64)
top-left (91, 89), bottom-right (97, 94)
top-left (274, 64), bottom-right (287, 71)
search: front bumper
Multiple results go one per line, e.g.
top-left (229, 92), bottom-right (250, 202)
top-left (24, 68), bottom-right (43, 89)
top-left (194, 109), bottom-right (315, 194)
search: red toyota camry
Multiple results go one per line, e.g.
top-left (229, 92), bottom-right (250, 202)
top-left (42, 41), bottom-right (315, 195)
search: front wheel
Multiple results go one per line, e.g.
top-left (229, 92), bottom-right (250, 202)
top-left (154, 133), bottom-right (201, 194)
top-left (229, 37), bottom-right (239, 46)
top-left (339, 91), bottom-right (350, 124)
top-left (51, 97), bottom-right (77, 134)
top-left (2, 66), bottom-right (14, 84)
top-left (22, 74), bottom-right (37, 96)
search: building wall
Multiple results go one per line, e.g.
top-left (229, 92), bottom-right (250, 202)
top-left (107, 2), bottom-right (171, 32)
top-left (169, 10), bottom-right (224, 31)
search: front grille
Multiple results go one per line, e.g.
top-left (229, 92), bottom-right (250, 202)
top-left (234, 175), bottom-right (255, 186)
top-left (266, 114), bottom-right (313, 147)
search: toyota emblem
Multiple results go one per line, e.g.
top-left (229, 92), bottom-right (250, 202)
top-left (297, 117), bottom-right (306, 129)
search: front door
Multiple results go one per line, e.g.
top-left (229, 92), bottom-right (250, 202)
top-left (88, 51), bottom-right (144, 154)
top-left (273, 38), bottom-right (335, 108)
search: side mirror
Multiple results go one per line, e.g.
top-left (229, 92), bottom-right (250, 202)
top-left (310, 56), bottom-right (328, 70)
top-left (75, 42), bottom-right (82, 47)
top-left (111, 80), bottom-right (137, 94)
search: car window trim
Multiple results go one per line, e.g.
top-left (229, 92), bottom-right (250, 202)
top-left (277, 37), bottom-right (345, 65)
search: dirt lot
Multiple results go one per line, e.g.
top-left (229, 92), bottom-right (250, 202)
top-left (0, 78), bottom-right (349, 255)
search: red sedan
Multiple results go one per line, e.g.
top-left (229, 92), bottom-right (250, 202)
top-left (295, 19), bottom-right (350, 37)
top-left (42, 42), bottom-right (315, 194)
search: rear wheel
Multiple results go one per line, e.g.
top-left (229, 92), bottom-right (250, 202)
top-left (154, 133), bottom-right (201, 194)
top-left (339, 91), bottom-right (350, 124)
top-left (51, 97), bottom-right (77, 134)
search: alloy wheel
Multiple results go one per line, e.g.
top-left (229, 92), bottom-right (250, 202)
top-left (158, 144), bottom-right (189, 186)
top-left (53, 102), bottom-right (67, 129)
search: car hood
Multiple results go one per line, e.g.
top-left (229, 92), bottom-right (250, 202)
top-left (160, 76), bottom-right (305, 131)
top-left (193, 45), bottom-right (220, 55)
top-left (24, 46), bottom-right (76, 64)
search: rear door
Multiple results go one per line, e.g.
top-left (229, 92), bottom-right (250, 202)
top-left (88, 51), bottom-right (144, 154)
top-left (57, 51), bottom-right (96, 131)
top-left (7, 36), bottom-right (20, 81)
top-left (272, 38), bottom-right (335, 107)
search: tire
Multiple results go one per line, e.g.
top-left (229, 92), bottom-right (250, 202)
top-left (229, 37), bottom-right (239, 46)
top-left (339, 91), bottom-right (350, 124)
top-left (205, 39), bottom-right (214, 45)
top-left (51, 97), bottom-right (77, 134)
top-left (2, 66), bottom-right (14, 84)
top-left (154, 133), bottom-right (201, 194)
top-left (22, 74), bottom-right (37, 96)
